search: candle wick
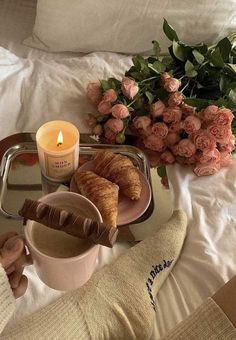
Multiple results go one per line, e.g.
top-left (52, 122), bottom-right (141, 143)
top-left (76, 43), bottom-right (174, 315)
top-left (57, 142), bottom-right (62, 147)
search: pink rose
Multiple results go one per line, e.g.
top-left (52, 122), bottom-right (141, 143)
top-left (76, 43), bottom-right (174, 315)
top-left (169, 121), bottom-right (183, 133)
top-left (181, 103), bottom-right (196, 118)
top-left (143, 134), bottom-right (166, 152)
top-left (84, 113), bottom-right (97, 128)
top-left (192, 129), bottom-right (216, 152)
top-left (168, 92), bottom-right (183, 106)
top-left (160, 151), bottom-right (175, 164)
top-left (104, 129), bottom-right (116, 143)
top-left (184, 155), bottom-right (196, 165)
top-left (196, 148), bottom-right (220, 164)
top-left (111, 104), bottom-right (130, 119)
top-left (163, 107), bottom-right (182, 123)
top-left (150, 100), bottom-right (165, 118)
top-left (207, 123), bottom-right (231, 142)
top-left (138, 126), bottom-right (152, 138)
top-left (105, 118), bottom-right (124, 133)
top-left (183, 115), bottom-right (201, 134)
top-left (165, 132), bottom-right (181, 146)
top-left (103, 89), bottom-right (117, 103)
top-left (93, 124), bottom-right (103, 136)
top-left (212, 108), bottom-right (234, 126)
top-left (98, 100), bottom-right (112, 115)
top-left (202, 105), bottom-right (218, 122)
top-left (121, 77), bottom-right (139, 100)
top-left (177, 139), bottom-right (196, 157)
top-left (163, 78), bottom-right (181, 93)
top-left (86, 82), bottom-right (102, 105)
top-left (193, 161), bottom-right (220, 176)
top-left (218, 134), bottom-right (235, 153)
top-left (151, 122), bottom-right (168, 138)
top-left (160, 72), bottom-right (171, 84)
top-left (219, 152), bottom-right (234, 167)
top-left (170, 144), bottom-right (179, 156)
top-left (133, 116), bottom-right (151, 130)
top-left (139, 146), bottom-right (161, 167)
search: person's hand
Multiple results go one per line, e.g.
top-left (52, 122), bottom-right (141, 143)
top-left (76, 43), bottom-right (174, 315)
top-left (0, 232), bottom-right (32, 298)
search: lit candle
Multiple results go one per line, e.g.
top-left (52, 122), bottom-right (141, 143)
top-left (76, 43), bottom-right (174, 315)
top-left (36, 121), bottom-right (80, 182)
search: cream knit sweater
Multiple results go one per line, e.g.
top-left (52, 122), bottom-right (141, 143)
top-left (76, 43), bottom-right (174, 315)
top-left (0, 210), bottom-right (235, 339)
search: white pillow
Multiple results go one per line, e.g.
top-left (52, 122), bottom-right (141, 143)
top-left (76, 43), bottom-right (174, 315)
top-left (24, 0), bottom-right (236, 54)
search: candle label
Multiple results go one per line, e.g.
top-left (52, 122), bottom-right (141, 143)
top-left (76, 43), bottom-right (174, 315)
top-left (45, 152), bottom-right (75, 179)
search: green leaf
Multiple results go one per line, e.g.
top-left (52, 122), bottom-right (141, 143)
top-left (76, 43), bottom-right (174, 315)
top-left (193, 49), bottom-right (205, 64)
top-left (219, 75), bottom-right (231, 92)
top-left (163, 18), bottom-right (179, 41)
top-left (227, 32), bottom-right (236, 47)
top-left (129, 72), bottom-right (143, 81)
top-left (156, 88), bottom-right (169, 103)
top-left (133, 97), bottom-right (144, 110)
top-left (132, 56), bottom-right (141, 70)
top-left (228, 89), bottom-right (236, 104)
top-left (100, 80), bottom-right (110, 92)
top-left (132, 56), bottom-right (150, 78)
top-left (227, 82), bottom-right (236, 91)
top-left (161, 56), bottom-right (173, 66)
top-left (226, 63), bottom-right (236, 73)
top-left (145, 91), bottom-right (154, 104)
top-left (172, 40), bottom-right (186, 61)
top-left (152, 40), bottom-right (161, 57)
top-left (192, 43), bottom-right (208, 55)
top-left (223, 64), bottom-right (236, 81)
top-left (108, 78), bottom-right (121, 91)
top-left (157, 165), bottom-right (166, 178)
top-left (185, 60), bottom-right (198, 78)
top-left (208, 47), bottom-right (225, 68)
top-left (138, 56), bottom-right (148, 70)
top-left (216, 37), bottom-right (232, 62)
top-left (147, 56), bottom-right (158, 64)
top-left (184, 98), bottom-right (210, 109)
top-left (150, 61), bottom-right (166, 73)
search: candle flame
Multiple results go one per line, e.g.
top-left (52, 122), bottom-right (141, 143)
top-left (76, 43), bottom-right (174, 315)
top-left (57, 130), bottom-right (63, 146)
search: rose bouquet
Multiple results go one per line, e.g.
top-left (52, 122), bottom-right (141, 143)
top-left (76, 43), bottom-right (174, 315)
top-left (85, 19), bottom-right (236, 180)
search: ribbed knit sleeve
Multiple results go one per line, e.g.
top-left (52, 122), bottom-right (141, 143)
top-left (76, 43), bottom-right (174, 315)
top-left (0, 292), bottom-right (90, 339)
top-left (163, 298), bottom-right (236, 340)
top-left (0, 266), bottom-right (15, 334)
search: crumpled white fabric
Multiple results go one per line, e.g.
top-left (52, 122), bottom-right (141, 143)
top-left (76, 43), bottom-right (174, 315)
top-left (0, 47), bottom-right (132, 141)
top-left (151, 158), bottom-right (236, 337)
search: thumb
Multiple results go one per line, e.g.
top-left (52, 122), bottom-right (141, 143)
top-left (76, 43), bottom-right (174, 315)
top-left (0, 237), bottom-right (24, 269)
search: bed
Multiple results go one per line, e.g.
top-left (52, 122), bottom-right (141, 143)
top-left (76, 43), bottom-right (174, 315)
top-left (0, 0), bottom-right (236, 338)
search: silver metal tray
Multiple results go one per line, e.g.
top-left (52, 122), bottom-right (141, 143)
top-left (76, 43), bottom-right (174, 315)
top-left (0, 133), bottom-right (154, 225)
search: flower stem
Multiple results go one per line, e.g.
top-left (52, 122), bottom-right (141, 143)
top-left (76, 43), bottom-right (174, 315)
top-left (127, 98), bottom-right (137, 108)
top-left (180, 80), bottom-right (190, 93)
top-left (127, 88), bottom-right (146, 107)
top-left (139, 76), bottom-right (158, 84)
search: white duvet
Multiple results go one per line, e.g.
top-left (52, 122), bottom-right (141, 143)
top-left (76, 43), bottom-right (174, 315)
top-left (0, 45), bottom-right (236, 339)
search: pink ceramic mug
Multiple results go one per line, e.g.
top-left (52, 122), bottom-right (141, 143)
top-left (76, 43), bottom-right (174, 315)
top-left (24, 191), bottom-right (102, 291)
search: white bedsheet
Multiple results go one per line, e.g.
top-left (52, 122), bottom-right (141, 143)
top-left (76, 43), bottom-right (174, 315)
top-left (0, 46), bottom-right (133, 139)
top-left (0, 45), bottom-right (236, 339)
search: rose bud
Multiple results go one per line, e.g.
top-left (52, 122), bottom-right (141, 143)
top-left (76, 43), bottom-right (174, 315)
top-left (111, 104), bottom-right (130, 119)
top-left (86, 82), bottom-right (102, 105)
top-left (121, 77), bottom-right (139, 100)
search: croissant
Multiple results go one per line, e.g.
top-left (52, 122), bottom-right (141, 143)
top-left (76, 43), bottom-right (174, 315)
top-left (74, 170), bottom-right (119, 228)
top-left (93, 150), bottom-right (142, 200)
